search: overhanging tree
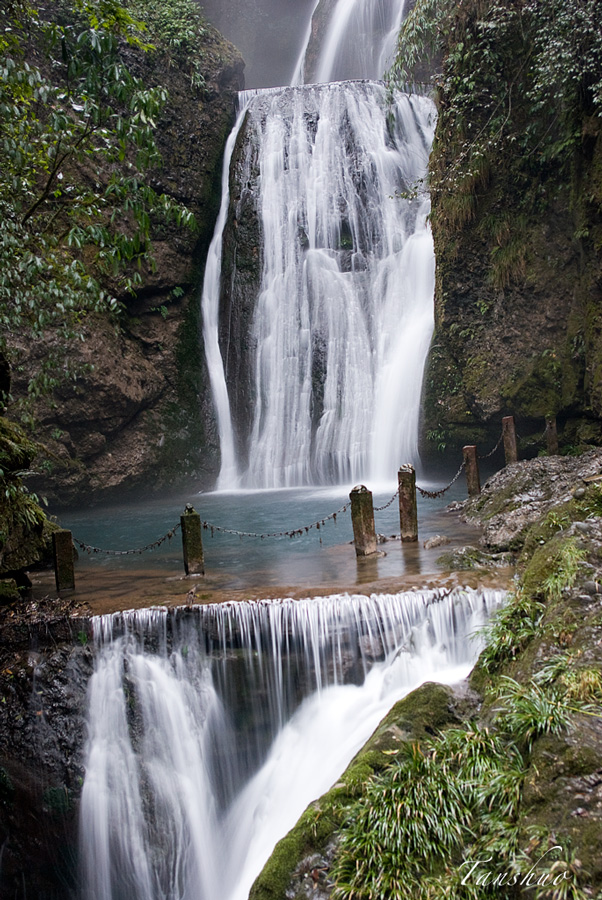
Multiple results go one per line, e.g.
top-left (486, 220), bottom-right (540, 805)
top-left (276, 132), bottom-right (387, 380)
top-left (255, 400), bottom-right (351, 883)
top-left (0, 0), bottom-right (196, 416)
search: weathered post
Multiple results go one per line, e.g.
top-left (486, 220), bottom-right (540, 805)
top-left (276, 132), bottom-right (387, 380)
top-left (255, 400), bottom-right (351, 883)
top-left (398, 465), bottom-right (418, 542)
top-left (349, 485), bottom-right (377, 556)
top-left (545, 416), bottom-right (559, 455)
top-left (53, 529), bottom-right (75, 592)
top-left (463, 445), bottom-right (481, 497)
top-left (502, 415), bottom-right (518, 465)
top-left (181, 504), bottom-right (204, 575)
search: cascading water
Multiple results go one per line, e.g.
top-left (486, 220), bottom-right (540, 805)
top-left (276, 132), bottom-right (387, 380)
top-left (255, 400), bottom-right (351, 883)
top-left (247, 84), bottom-right (433, 488)
top-left (201, 0), bottom-right (436, 490)
top-left (203, 84), bottom-right (435, 489)
top-left (292, 0), bottom-right (407, 86)
top-left (79, 588), bottom-right (505, 900)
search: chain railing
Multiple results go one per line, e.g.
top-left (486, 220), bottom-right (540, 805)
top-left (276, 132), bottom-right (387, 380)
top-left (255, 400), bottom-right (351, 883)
top-left (199, 502), bottom-right (350, 540)
top-left (51, 415), bottom-right (559, 591)
top-left (374, 488), bottom-right (400, 511)
top-left (416, 459), bottom-right (466, 499)
top-left (478, 430), bottom-right (504, 460)
top-left (73, 525), bottom-right (182, 556)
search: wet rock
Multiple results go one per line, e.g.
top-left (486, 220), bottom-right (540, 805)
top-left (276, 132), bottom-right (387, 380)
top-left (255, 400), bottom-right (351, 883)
top-left (358, 634), bottom-right (384, 660)
top-left (574, 521), bottom-right (595, 533)
top-left (423, 534), bottom-right (451, 550)
top-left (460, 449), bottom-right (602, 552)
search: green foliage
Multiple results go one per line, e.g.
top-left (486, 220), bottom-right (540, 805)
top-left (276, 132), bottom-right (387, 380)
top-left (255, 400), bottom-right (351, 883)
top-left (389, 0), bottom-right (602, 253)
top-left (127, 0), bottom-right (209, 88)
top-left (535, 652), bottom-right (602, 704)
top-left (540, 538), bottom-right (585, 601)
top-left (332, 673), bottom-right (587, 900)
top-left (479, 589), bottom-right (545, 672)
top-left (426, 426), bottom-right (449, 452)
top-left (0, 0), bottom-right (196, 415)
top-left (332, 724), bottom-right (525, 900)
top-left (495, 676), bottom-right (573, 751)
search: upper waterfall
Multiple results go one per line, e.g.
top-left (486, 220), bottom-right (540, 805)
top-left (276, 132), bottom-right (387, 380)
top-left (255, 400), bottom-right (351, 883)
top-left (205, 82), bottom-right (435, 489)
top-left (292, 0), bottom-right (408, 86)
top-left (200, 0), bottom-right (436, 491)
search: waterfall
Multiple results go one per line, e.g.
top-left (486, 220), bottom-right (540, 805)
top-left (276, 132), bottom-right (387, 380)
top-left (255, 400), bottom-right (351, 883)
top-left (79, 588), bottom-right (505, 900)
top-left (200, 105), bottom-right (250, 490)
top-left (292, 0), bottom-right (407, 85)
top-left (201, 1), bottom-right (435, 490)
top-left (244, 83), bottom-right (434, 487)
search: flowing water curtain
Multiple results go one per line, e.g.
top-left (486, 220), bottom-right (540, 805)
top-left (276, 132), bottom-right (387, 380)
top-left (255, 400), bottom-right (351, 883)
top-left (292, 0), bottom-right (408, 85)
top-left (79, 589), bottom-right (505, 900)
top-left (233, 83), bottom-right (435, 487)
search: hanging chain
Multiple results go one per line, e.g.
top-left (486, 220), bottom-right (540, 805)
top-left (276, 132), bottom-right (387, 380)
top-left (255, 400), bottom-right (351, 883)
top-left (416, 460), bottom-right (466, 499)
top-left (479, 430), bottom-right (504, 460)
top-left (200, 502), bottom-right (350, 540)
top-left (374, 488), bottom-right (400, 511)
top-left (73, 524), bottom-right (182, 556)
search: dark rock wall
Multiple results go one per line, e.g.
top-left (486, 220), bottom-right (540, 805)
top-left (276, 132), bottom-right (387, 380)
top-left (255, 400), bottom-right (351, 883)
top-left (421, 2), bottom-right (602, 459)
top-left (0, 603), bottom-right (93, 899)
top-left (17, 23), bottom-right (244, 507)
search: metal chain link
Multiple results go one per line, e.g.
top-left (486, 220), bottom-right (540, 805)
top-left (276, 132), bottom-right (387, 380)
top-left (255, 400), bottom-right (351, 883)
top-left (416, 460), bottom-right (466, 499)
top-left (73, 501), bottom-right (353, 554)
top-left (374, 488), bottom-right (400, 511)
top-left (200, 502), bottom-right (350, 540)
top-left (73, 524), bottom-right (182, 556)
top-left (479, 430), bottom-right (504, 460)
top-left (517, 427), bottom-right (546, 446)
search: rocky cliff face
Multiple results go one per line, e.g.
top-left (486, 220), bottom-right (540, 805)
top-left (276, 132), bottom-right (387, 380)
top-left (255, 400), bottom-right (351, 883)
top-left (420, 0), bottom-right (602, 459)
top-left (18, 18), bottom-right (244, 508)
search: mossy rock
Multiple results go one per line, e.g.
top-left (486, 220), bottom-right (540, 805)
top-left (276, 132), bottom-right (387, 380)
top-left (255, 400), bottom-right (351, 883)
top-left (0, 417), bottom-right (39, 474)
top-left (42, 785), bottom-right (71, 816)
top-left (436, 544), bottom-right (499, 571)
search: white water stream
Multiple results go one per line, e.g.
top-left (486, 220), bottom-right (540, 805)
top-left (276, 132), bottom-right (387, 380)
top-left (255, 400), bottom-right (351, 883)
top-left (202, 84), bottom-right (435, 489)
top-left (79, 588), bottom-right (504, 900)
top-left (201, 0), bottom-right (435, 490)
top-left (294, 0), bottom-right (408, 85)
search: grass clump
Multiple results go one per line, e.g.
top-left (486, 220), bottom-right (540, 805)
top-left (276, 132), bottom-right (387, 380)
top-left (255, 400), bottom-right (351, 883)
top-left (332, 679), bottom-right (590, 900)
top-left (535, 652), bottom-right (602, 704)
top-left (478, 589), bottom-right (545, 673)
top-left (332, 724), bottom-right (525, 900)
top-left (495, 677), bottom-right (573, 751)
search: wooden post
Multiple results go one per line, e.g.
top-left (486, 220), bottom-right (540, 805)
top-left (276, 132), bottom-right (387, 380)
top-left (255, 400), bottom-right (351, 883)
top-left (398, 465), bottom-right (418, 542)
top-left (181, 504), bottom-right (204, 575)
top-left (463, 445), bottom-right (481, 497)
top-left (349, 485), bottom-right (377, 556)
top-left (53, 529), bottom-right (75, 592)
top-left (545, 417), bottom-right (559, 455)
top-left (502, 415), bottom-right (518, 465)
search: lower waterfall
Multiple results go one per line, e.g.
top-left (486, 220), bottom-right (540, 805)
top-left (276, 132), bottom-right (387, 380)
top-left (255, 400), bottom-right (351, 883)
top-left (79, 588), bottom-right (504, 900)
